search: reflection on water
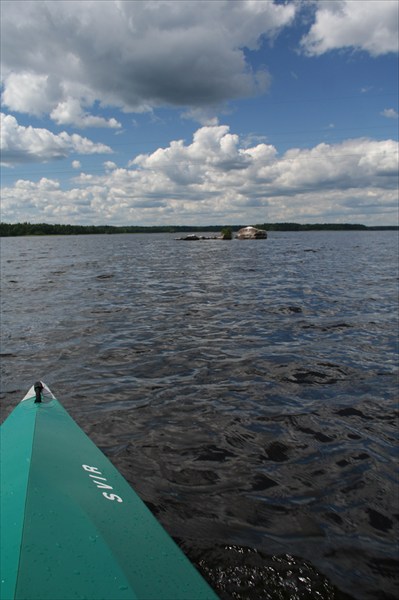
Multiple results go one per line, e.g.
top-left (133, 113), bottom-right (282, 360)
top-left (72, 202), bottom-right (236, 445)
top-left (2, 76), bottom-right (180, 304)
top-left (1, 231), bottom-right (398, 599)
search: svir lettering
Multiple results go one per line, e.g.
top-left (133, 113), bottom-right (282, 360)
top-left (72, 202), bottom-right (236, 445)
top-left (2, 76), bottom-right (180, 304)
top-left (82, 464), bottom-right (123, 502)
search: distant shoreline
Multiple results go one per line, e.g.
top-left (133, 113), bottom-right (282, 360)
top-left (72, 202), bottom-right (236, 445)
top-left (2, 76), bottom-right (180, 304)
top-left (0, 222), bottom-right (398, 236)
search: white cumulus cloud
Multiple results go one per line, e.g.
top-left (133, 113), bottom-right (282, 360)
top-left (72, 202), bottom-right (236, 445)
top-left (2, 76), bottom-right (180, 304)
top-left (50, 98), bottom-right (121, 129)
top-left (1, 72), bottom-right (61, 116)
top-left (1, 125), bottom-right (397, 226)
top-left (0, 113), bottom-right (113, 164)
top-left (381, 108), bottom-right (399, 119)
top-left (0, 0), bottom-right (296, 124)
top-left (301, 0), bottom-right (399, 56)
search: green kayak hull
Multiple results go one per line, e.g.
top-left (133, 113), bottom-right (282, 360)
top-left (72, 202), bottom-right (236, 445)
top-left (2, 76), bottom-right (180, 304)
top-left (0, 383), bottom-right (218, 600)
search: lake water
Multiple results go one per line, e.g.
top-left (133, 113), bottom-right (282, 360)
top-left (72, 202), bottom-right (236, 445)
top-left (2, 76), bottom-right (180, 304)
top-left (1, 231), bottom-right (398, 600)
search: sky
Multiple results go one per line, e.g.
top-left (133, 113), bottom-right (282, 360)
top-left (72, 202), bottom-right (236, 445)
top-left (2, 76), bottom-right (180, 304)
top-left (1, 0), bottom-right (398, 227)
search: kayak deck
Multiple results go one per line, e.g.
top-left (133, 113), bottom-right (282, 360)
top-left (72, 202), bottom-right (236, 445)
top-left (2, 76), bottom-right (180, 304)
top-left (1, 383), bottom-right (218, 600)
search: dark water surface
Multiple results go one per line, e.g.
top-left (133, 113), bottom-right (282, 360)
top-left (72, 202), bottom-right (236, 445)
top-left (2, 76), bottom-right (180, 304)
top-left (1, 231), bottom-right (398, 599)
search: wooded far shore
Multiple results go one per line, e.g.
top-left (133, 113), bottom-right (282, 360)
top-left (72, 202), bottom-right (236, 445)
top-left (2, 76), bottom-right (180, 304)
top-left (1, 222), bottom-right (397, 237)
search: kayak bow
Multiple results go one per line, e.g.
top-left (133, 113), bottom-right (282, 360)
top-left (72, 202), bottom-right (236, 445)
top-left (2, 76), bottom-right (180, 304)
top-left (0, 382), bottom-right (218, 600)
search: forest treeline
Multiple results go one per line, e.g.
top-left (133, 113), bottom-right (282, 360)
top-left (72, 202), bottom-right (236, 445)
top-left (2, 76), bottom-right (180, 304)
top-left (0, 222), bottom-right (397, 236)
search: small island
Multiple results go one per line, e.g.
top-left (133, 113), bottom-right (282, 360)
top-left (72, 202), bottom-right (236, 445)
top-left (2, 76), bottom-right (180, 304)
top-left (236, 226), bottom-right (267, 239)
top-left (176, 234), bottom-right (222, 240)
top-left (177, 227), bottom-right (268, 240)
top-left (176, 227), bottom-right (234, 241)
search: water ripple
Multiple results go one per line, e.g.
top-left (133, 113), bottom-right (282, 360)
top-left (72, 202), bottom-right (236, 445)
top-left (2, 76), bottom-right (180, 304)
top-left (1, 231), bottom-right (398, 600)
